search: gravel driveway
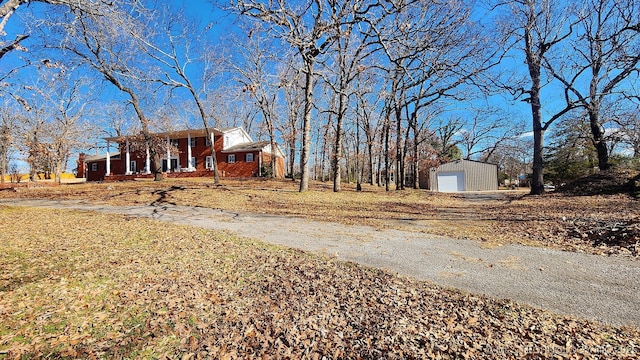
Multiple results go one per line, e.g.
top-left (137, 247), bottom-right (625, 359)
top-left (3, 198), bottom-right (639, 328)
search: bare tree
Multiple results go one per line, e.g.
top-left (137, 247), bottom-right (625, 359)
top-left (433, 117), bottom-right (464, 161)
top-left (8, 65), bottom-right (94, 182)
top-left (43, 70), bottom-right (94, 183)
top-left (491, 0), bottom-right (578, 194)
top-left (132, 6), bottom-right (223, 183)
top-left (353, 67), bottom-right (384, 186)
top-left (316, 0), bottom-right (377, 192)
top-left (1, 0), bottom-right (121, 60)
top-left (617, 109), bottom-right (640, 157)
top-left (371, 0), bottom-right (502, 190)
top-left (16, 100), bottom-right (47, 181)
top-left (0, 102), bottom-right (17, 183)
top-left (543, 0), bottom-right (640, 171)
top-left (278, 60), bottom-right (304, 180)
top-left (459, 107), bottom-right (524, 161)
top-left (235, 0), bottom-right (336, 192)
top-left (229, 24), bottom-right (282, 178)
top-left (482, 136), bottom-right (533, 187)
top-left (50, 2), bottom-right (167, 180)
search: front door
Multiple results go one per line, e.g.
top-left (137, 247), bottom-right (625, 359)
top-left (162, 158), bottom-right (179, 172)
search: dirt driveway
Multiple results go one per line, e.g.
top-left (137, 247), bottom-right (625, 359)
top-left (2, 198), bottom-right (639, 328)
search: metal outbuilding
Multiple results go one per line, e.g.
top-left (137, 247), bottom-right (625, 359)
top-left (429, 159), bottom-right (498, 192)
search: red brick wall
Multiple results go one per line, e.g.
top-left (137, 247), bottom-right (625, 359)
top-left (219, 152), bottom-right (260, 177)
top-left (86, 160), bottom-right (106, 181)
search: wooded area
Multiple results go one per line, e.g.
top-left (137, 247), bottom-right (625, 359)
top-left (1, 0), bottom-right (639, 194)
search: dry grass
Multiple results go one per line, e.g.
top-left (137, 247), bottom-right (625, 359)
top-left (1, 206), bottom-right (639, 358)
top-left (1, 178), bottom-right (638, 256)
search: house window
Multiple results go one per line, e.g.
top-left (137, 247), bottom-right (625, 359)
top-left (227, 154), bottom-right (236, 163)
top-left (91, 163), bottom-right (98, 172)
top-left (190, 137), bottom-right (197, 147)
top-left (245, 153), bottom-right (254, 162)
top-left (205, 136), bottom-right (212, 146)
top-left (130, 161), bottom-right (137, 173)
top-left (205, 156), bottom-right (213, 169)
top-left (170, 139), bottom-right (180, 148)
top-left (190, 157), bottom-right (196, 168)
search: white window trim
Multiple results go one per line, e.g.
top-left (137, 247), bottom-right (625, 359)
top-left (245, 153), bottom-right (254, 162)
top-left (91, 163), bottom-right (98, 172)
top-left (205, 156), bottom-right (213, 169)
top-left (227, 154), bottom-right (236, 163)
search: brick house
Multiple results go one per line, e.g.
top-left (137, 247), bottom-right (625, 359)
top-left (78, 127), bottom-right (285, 181)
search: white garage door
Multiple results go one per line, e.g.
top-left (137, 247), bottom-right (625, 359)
top-left (437, 172), bottom-right (465, 192)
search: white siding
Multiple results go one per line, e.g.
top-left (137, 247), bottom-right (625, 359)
top-left (262, 143), bottom-right (285, 158)
top-left (222, 128), bottom-right (253, 150)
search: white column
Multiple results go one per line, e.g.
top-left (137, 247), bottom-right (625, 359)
top-left (145, 145), bottom-right (151, 174)
top-left (125, 138), bottom-right (131, 175)
top-left (105, 141), bottom-right (111, 177)
top-left (187, 133), bottom-right (193, 170)
top-left (166, 136), bottom-right (171, 172)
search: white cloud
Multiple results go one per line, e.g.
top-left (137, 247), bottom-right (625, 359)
top-left (518, 131), bottom-right (534, 138)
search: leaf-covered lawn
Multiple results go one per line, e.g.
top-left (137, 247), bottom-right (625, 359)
top-left (1, 178), bottom-right (638, 257)
top-left (1, 206), bottom-right (638, 359)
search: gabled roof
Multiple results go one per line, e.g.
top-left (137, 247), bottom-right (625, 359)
top-left (430, 159), bottom-right (497, 172)
top-left (222, 140), bottom-right (285, 158)
top-left (84, 153), bottom-right (121, 162)
top-left (223, 140), bottom-right (271, 153)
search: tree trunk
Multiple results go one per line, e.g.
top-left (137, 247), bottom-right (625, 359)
top-left (313, 127), bottom-right (320, 180)
top-left (151, 152), bottom-right (162, 181)
top-left (206, 132), bottom-right (220, 184)
top-left (299, 59), bottom-right (314, 192)
top-left (269, 133), bottom-right (277, 179)
top-left (332, 91), bottom-right (347, 192)
top-left (589, 111), bottom-right (610, 171)
top-left (368, 140), bottom-right (374, 186)
top-left (395, 105), bottom-right (403, 190)
top-left (355, 112), bottom-right (362, 191)
top-left (377, 152), bottom-right (382, 187)
top-left (586, 71), bottom-right (610, 171)
top-left (413, 148), bottom-right (420, 189)
top-left (384, 114), bottom-right (391, 192)
top-left (320, 125), bottom-right (328, 182)
top-left (531, 101), bottom-right (545, 195)
top-left (188, 84), bottom-right (220, 184)
top-left (55, 160), bottom-right (62, 184)
top-left (526, 26), bottom-right (544, 195)
top-left (289, 127), bottom-right (297, 180)
top-left (0, 141), bottom-right (6, 184)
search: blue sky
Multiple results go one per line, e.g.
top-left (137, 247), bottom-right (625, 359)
top-left (2, 0), bottom-right (638, 174)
